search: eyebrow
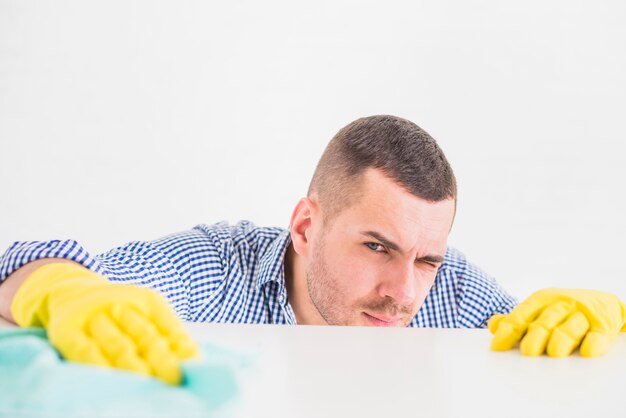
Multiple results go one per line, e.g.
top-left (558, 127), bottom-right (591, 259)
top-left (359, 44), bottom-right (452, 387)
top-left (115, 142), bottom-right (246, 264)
top-left (360, 230), bottom-right (445, 264)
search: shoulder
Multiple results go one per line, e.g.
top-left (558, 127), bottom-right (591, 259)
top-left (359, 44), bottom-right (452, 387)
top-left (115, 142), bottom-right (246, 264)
top-left (437, 245), bottom-right (517, 327)
top-left (184, 221), bottom-right (288, 265)
top-left (439, 246), bottom-right (497, 292)
top-left (439, 246), bottom-right (469, 274)
top-left (190, 220), bottom-right (287, 250)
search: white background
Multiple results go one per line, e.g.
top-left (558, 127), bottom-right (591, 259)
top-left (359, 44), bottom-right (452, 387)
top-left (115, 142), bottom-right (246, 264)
top-left (1, 0), bottom-right (625, 300)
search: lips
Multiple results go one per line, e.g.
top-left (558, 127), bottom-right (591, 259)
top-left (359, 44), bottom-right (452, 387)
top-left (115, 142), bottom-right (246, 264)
top-left (362, 312), bottom-right (403, 327)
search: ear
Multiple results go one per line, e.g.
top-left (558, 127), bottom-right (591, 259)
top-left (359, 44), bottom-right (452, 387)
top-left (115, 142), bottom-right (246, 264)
top-left (289, 196), bottom-right (319, 258)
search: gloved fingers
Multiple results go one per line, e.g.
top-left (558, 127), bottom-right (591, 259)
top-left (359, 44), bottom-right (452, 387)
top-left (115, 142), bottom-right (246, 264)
top-left (580, 330), bottom-right (613, 357)
top-left (490, 321), bottom-right (525, 351)
top-left (87, 312), bottom-right (151, 376)
top-left (490, 301), bottom-right (545, 351)
top-left (53, 332), bottom-right (111, 368)
top-left (144, 334), bottom-right (183, 385)
top-left (546, 311), bottom-right (590, 357)
top-left (170, 336), bottom-right (200, 360)
top-left (111, 305), bottom-right (182, 385)
top-left (487, 314), bottom-right (506, 334)
top-left (520, 301), bottom-right (575, 356)
top-left (111, 305), bottom-right (163, 352)
top-left (492, 299), bottom-right (545, 333)
top-left (149, 297), bottom-right (200, 359)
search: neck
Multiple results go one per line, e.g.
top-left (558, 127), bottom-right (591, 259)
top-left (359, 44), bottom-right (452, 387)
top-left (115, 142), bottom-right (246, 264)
top-left (284, 243), bottom-right (327, 325)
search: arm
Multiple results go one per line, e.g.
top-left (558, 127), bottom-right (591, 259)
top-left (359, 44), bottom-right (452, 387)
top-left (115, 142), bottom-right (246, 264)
top-left (0, 233), bottom-right (209, 384)
top-left (0, 239), bottom-right (105, 324)
top-left (0, 258), bottom-right (79, 324)
top-left (441, 247), bottom-right (518, 328)
top-left (0, 227), bottom-right (229, 322)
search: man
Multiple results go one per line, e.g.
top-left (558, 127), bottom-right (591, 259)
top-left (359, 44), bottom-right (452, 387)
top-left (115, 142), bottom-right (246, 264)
top-left (1, 115), bottom-right (624, 385)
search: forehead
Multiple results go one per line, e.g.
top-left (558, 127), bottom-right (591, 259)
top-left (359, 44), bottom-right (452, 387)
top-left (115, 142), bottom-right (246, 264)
top-left (331, 169), bottom-right (455, 249)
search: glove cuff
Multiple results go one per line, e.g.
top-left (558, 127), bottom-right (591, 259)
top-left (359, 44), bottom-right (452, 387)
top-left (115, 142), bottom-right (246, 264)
top-left (11, 263), bottom-right (107, 328)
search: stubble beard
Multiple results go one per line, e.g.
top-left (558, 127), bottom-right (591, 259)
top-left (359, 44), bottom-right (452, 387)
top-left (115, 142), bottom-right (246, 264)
top-left (305, 233), bottom-right (345, 325)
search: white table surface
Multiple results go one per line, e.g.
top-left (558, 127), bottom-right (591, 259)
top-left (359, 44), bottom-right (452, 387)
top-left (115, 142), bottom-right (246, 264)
top-left (185, 322), bottom-right (626, 418)
top-left (2, 317), bottom-right (625, 417)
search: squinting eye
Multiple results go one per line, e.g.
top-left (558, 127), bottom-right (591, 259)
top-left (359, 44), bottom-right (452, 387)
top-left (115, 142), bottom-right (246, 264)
top-left (365, 242), bottom-right (386, 252)
top-left (421, 262), bottom-right (439, 270)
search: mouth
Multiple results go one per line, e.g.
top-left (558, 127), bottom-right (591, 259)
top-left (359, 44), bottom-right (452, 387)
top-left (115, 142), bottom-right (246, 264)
top-left (362, 312), bottom-right (404, 327)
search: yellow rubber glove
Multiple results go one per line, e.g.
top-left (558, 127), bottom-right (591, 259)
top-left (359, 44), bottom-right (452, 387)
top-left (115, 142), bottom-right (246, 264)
top-left (488, 288), bottom-right (626, 357)
top-left (11, 263), bottom-right (199, 384)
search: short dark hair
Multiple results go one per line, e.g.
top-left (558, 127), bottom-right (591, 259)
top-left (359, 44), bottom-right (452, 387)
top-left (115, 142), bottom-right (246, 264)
top-left (308, 115), bottom-right (457, 222)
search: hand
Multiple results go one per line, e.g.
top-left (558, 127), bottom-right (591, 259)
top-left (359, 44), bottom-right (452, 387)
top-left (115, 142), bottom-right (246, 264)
top-left (488, 288), bottom-right (626, 357)
top-left (11, 263), bottom-right (199, 384)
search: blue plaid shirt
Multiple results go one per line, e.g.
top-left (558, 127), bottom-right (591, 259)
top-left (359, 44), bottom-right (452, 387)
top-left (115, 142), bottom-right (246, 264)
top-left (0, 220), bottom-right (517, 328)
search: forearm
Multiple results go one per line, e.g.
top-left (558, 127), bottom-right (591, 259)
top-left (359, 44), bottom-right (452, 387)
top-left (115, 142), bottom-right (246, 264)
top-left (0, 258), bottom-right (80, 324)
top-left (0, 229), bottom-right (204, 323)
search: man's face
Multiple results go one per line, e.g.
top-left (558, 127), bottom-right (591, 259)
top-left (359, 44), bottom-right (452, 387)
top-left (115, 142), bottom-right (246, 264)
top-left (305, 169), bottom-right (456, 327)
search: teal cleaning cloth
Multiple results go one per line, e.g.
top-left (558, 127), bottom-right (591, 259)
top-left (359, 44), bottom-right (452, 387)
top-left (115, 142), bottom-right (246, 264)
top-left (0, 328), bottom-right (246, 418)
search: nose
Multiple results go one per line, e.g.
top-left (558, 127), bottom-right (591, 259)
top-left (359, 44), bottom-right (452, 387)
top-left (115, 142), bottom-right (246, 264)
top-left (378, 261), bottom-right (417, 307)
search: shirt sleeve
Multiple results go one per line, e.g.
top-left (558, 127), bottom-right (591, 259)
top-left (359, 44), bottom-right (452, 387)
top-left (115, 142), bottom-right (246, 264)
top-left (0, 227), bottom-right (229, 321)
top-left (0, 239), bottom-right (105, 280)
top-left (451, 250), bottom-right (519, 328)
